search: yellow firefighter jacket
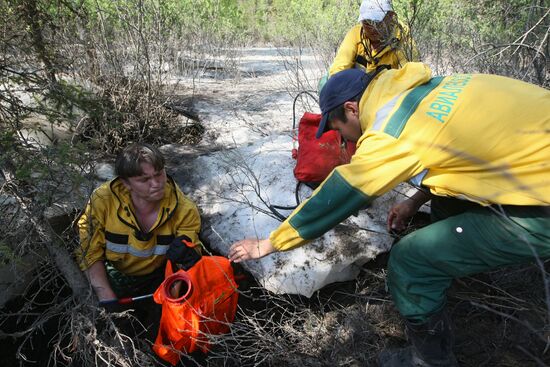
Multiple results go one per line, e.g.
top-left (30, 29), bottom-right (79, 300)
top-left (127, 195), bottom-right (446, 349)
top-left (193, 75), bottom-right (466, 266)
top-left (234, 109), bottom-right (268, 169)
top-left (272, 62), bottom-right (550, 251)
top-left (76, 176), bottom-right (201, 276)
top-left (329, 22), bottom-right (418, 76)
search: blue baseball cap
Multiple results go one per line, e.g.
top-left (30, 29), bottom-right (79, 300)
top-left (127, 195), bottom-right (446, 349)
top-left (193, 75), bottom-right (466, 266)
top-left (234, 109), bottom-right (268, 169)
top-left (316, 69), bottom-right (369, 139)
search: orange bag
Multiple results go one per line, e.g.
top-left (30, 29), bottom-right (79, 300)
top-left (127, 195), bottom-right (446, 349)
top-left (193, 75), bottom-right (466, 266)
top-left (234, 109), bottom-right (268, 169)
top-left (152, 256), bottom-right (238, 365)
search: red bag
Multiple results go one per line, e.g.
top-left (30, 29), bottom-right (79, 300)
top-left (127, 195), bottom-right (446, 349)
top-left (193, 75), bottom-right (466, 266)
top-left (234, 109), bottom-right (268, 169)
top-left (292, 112), bottom-right (356, 185)
top-left (152, 257), bottom-right (238, 365)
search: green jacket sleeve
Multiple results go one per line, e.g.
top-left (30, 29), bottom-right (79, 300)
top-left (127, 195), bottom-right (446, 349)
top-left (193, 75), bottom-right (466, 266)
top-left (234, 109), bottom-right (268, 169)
top-left (270, 133), bottom-right (425, 251)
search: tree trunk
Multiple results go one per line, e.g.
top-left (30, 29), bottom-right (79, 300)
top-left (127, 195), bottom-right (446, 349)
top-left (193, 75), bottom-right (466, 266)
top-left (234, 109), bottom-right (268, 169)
top-left (0, 167), bottom-right (92, 303)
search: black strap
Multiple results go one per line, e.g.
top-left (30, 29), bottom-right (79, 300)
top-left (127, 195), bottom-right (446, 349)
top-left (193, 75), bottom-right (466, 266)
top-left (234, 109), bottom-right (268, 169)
top-left (367, 64), bottom-right (391, 80)
top-left (266, 91), bottom-right (318, 222)
top-left (355, 54), bottom-right (376, 68)
top-left (292, 91), bottom-right (319, 131)
top-left (268, 182), bottom-right (303, 222)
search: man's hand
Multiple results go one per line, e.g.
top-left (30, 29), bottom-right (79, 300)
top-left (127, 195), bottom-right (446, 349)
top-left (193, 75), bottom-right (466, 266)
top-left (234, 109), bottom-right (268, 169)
top-left (387, 190), bottom-right (431, 233)
top-left (228, 238), bottom-right (275, 262)
top-left (387, 199), bottom-right (419, 233)
top-left (84, 261), bottom-right (117, 301)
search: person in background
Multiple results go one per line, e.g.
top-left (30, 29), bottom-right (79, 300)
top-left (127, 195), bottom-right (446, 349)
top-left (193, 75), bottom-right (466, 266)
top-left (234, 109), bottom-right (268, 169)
top-left (76, 143), bottom-right (201, 316)
top-left (318, 0), bottom-right (418, 92)
top-left (229, 63), bottom-right (550, 366)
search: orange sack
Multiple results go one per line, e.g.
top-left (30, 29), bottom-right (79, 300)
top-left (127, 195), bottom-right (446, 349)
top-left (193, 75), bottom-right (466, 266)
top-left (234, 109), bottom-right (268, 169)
top-left (152, 256), bottom-right (238, 365)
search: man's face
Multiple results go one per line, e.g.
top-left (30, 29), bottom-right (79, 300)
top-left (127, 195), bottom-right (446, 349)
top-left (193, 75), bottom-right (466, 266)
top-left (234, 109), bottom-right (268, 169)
top-left (123, 162), bottom-right (167, 203)
top-left (361, 12), bottom-right (394, 43)
top-left (362, 19), bottom-right (382, 41)
top-left (328, 101), bottom-right (363, 142)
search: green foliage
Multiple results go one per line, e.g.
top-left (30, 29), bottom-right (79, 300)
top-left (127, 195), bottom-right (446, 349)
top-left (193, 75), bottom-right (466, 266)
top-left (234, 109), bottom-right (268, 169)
top-left (0, 2), bottom-right (547, 366)
top-left (0, 241), bottom-right (16, 265)
top-left (233, 0), bottom-right (358, 46)
top-left (404, 0), bottom-right (537, 48)
top-left (391, 0), bottom-right (547, 85)
top-left (77, 0), bottom-right (246, 46)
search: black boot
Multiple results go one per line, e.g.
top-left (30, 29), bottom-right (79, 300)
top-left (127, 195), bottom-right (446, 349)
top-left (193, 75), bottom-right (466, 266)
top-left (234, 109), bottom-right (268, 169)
top-left (378, 311), bottom-right (458, 367)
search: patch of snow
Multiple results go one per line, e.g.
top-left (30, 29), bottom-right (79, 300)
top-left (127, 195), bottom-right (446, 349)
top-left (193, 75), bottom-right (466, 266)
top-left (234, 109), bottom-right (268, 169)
top-left (172, 134), bottom-right (397, 297)
top-left (164, 47), bottom-right (404, 297)
top-left (95, 162), bottom-right (115, 181)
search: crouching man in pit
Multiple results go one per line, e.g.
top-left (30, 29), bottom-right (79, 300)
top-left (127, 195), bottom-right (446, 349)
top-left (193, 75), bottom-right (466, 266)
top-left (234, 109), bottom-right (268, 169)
top-left (229, 64), bottom-right (550, 366)
top-left (75, 143), bottom-right (202, 327)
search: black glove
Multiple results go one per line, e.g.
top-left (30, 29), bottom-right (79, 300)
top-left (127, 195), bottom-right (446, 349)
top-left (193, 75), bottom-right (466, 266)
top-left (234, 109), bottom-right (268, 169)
top-left (166, 235), bottom-right (202, 271)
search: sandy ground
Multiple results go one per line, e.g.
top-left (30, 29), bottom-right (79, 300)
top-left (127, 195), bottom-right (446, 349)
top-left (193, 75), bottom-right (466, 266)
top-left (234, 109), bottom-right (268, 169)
top-left (168, 47), bottom-right (323, 146)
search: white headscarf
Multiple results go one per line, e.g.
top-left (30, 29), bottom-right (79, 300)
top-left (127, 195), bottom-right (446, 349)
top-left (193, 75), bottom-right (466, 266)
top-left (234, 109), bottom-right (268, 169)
top-left (358, 0), bottom-right (393, 22)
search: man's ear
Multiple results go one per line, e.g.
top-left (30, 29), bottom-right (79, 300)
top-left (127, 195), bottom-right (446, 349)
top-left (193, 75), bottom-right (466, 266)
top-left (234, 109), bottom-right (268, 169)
top-left (343, 101), bottom-right (359, 117)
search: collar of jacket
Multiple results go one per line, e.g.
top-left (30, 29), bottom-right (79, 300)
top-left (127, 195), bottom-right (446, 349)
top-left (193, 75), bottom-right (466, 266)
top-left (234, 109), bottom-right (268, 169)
top-left (109, 175), bottom-right (180, 235)
top-left (356, 62), bottom-right (433, 145)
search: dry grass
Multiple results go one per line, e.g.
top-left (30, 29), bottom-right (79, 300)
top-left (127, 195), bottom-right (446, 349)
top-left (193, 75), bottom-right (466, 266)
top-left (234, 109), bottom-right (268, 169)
top-left (1, 230), bottom-right (549, 366)
top-left (204, 257), bottom-right (550, 367)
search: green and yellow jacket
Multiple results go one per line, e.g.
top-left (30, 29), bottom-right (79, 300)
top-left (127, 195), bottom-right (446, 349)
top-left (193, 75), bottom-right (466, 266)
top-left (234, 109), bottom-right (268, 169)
top-left (76, 176), bottom-right (201, 276)
top-left (272, 62), bottom-right (550, 251)
top-left (329, 22), bottom-right (418, 76)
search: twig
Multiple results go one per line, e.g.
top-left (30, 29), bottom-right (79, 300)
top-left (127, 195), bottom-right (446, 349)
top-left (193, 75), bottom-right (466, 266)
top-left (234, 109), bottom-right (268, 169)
top-left (470, 301), bottom-right (548, 345)
top-left (515, 345), bottom-right (549, 367)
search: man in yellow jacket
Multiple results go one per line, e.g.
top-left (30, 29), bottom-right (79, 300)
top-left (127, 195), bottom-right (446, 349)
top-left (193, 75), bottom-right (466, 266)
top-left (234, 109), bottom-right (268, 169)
top-left (229, 63), bottom-right (550, 366)
top-left (319, 0), bottom-right (418, 92)
top-left (76, 143), bottom-right (202, 311)
top-left (331, 0), bottom-right (417, 75)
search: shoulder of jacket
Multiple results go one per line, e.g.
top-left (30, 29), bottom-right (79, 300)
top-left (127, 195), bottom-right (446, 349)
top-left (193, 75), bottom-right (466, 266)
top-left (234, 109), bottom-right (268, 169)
top-left (89, 178), bottom-right (125, 207)
top-left (349, 24), bottom-right (362, 37)
top-left (91, 180), bottom-right (115, 199)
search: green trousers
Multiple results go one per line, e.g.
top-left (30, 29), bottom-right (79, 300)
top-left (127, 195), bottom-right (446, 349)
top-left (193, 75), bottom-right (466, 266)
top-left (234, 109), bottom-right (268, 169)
top-left (387, 196), bottom-right (550, 323)
top-left (105, 263), bottom-right (165, 340)
top-left (106, 263), bottom-right (165, 298)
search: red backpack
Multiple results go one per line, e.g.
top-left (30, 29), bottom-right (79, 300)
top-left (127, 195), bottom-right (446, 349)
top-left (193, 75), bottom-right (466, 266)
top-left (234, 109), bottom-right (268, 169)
top-left (152, 257), bottom-right (238, 365)
top-left (292, 112), bottom-right (356, 186)
top-left (268, 93), bottom-right (357, 221)
top-left (291, 67), bottom-right (391, 187)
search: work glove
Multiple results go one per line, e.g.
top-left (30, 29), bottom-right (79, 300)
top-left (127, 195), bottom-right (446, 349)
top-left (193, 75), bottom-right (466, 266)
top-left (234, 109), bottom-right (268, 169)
top-left (166, 235), bottom-right (202, 271)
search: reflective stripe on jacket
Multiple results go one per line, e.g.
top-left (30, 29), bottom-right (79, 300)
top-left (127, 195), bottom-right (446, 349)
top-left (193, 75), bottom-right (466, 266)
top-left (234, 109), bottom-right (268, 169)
top-left (329, 22), bottom-right (418, 76)
top-left (76, 176), bottom-right (201, 276)
top-left (271, 62), bottom-right (550, 251)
